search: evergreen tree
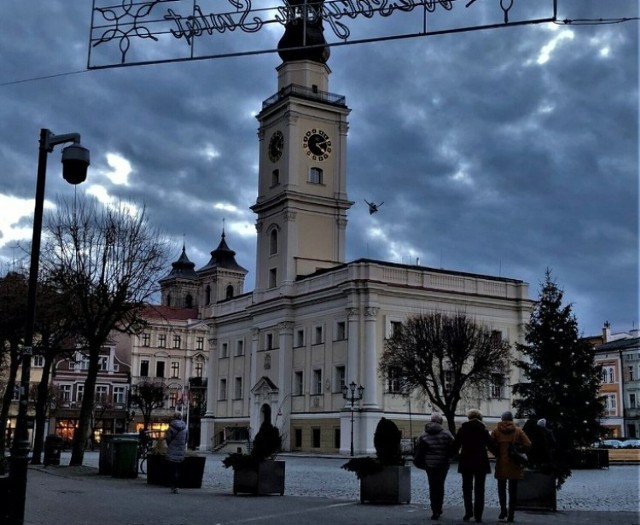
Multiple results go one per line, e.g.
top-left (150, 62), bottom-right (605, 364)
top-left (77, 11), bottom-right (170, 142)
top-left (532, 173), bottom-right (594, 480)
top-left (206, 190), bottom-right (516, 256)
top-left (513, 269), bottom-right (604, 487)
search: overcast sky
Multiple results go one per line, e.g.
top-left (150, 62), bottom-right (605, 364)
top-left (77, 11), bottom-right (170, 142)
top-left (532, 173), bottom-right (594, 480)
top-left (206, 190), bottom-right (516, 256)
top-left (0, 0), bottom-right (637, 338)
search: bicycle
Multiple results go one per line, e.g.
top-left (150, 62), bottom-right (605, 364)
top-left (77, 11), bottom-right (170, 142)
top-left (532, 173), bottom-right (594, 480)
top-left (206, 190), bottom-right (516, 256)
top-left (137, 431), bottom-right (153, 474)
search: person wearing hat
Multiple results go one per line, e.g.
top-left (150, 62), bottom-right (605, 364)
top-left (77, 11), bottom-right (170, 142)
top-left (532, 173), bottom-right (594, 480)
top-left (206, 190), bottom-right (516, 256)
top-left (414, 412), bottom-right (455, 520)
top-left (453, 409), bottom-right (492, 523)
top-left (490, 411), bottom-right (531, 522)
top-left (165, 411), bottom-right (188, 494)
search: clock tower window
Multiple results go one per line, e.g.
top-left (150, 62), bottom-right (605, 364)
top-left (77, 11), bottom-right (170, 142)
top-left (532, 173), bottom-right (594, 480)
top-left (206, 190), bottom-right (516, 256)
top-left (271, 169), bottom-right (280, 186)
top-left (269, 229), bottom-right (278, 255)
top-left (309, 167), bottom-right (323, 184)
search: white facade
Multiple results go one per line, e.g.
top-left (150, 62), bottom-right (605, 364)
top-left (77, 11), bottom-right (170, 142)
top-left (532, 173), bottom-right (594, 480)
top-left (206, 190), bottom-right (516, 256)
top-left (198, 54), bottom-right (534, 454)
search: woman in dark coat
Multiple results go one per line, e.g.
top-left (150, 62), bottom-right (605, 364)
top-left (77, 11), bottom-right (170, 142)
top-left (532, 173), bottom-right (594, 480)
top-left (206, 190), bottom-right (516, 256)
top-left (490, 411), bottom-right (531, 522)
top-left (415, 412), bottom-right (455, 520)
top-left (453, 409), bottom-right (492, 523)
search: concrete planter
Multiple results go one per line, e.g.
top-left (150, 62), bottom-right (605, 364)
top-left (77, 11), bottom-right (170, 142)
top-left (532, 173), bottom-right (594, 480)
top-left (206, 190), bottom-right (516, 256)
top-left (146, 455), bottom-right (206, 488)
top-left (360, 465), bottom-right (411, 504)
top-left (516, 470), bottom-right (557, 511)
top-left (233, 460), bottom-right (285, 495)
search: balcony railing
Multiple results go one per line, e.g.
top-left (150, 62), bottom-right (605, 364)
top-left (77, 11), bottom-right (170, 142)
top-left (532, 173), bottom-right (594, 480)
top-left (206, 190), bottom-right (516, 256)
top-left (262, 84), bottom-right (346, 111)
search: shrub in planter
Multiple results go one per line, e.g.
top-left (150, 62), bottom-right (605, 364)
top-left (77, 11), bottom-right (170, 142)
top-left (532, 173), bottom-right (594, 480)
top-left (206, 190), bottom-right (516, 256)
top-left (222, 421), bottom-right (285, 495)
top-left (342, 418), bottom-right (410, 504)
top-left (146, 440), bottom-right (206, 489)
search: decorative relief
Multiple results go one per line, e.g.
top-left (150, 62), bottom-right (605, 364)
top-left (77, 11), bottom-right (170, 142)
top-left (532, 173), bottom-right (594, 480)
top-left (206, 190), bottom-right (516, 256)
top-left (255, 220), bottom-right (263, 233)
top-left (364, 307), bottom-right (379, 317)
top-left (278, 321), bottom-right (294, 333)
top-left (284, 211), bottom-right (297, 222)
top-left (347, 307), bottom-right (360, 319)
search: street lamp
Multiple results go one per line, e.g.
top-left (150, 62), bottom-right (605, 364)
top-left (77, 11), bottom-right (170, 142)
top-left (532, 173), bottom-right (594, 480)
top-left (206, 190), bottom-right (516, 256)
top-left (8, 129), bottom-right (89, 525)
top-left (342, 381), bottom-right (364, 457)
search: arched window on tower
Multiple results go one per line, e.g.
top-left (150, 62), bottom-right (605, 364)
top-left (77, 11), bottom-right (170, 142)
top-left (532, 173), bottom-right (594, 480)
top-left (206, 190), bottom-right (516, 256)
top-left (205, 285), bottom-right (211, 305)
top-left (308, 167), bottom-right (323, 184)
top-left (185, 294), bottom-right (193, 308)
top-left (269, 228), bottom-right (278, 255)
top-left (226, 285), bottom-right (234, 299)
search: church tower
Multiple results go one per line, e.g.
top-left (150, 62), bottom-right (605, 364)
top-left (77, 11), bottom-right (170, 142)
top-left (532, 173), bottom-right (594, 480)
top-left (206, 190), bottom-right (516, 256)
top-left (158, 244), bottom-right (199, 308)
top-left (252, 3), bottom-right (353, 293)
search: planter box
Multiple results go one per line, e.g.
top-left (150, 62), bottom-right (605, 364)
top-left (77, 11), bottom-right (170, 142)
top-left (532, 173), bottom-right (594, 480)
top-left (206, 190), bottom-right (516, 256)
top-left (360, 465), bottom-right (411, 504)
top-left (571, 449), bottom-right (609, 469)
top-left (516, 470), bottom-right (556, 511)
top-left (146, 455), bottom-right (206, 489)
top-left (233, 460), bottom-right (285, 495)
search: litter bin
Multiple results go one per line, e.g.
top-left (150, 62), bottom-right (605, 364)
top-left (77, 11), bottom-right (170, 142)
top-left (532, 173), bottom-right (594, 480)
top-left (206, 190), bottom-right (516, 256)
top-left (43, 435), bottom-right (64, 466)
top-left (99, 434), bottom-right (115, 475)
top-left (111, 436), bottom-right (139, 478)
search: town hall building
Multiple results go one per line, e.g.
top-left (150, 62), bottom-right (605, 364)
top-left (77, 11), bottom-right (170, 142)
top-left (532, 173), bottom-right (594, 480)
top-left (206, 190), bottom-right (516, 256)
top-left (158, 10), bottom-right (534, 454)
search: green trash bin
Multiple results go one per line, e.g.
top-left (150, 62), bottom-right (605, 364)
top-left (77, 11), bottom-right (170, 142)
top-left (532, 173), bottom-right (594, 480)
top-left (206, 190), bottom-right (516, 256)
top-left (111, 437), bottom-right (139, 479)
top-left (44, 435), bottom-right (64, 466)
top-left (99, 434), bottom-right (115, 475)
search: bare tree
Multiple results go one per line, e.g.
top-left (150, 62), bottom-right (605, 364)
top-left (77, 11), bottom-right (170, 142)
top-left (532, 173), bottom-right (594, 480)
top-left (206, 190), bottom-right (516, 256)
top-left (380, 311), bottom-right (511, 433)
top-left (41, 196), bottom-right (169, 465)
top-left (130, 381), bottom-right (167, 430)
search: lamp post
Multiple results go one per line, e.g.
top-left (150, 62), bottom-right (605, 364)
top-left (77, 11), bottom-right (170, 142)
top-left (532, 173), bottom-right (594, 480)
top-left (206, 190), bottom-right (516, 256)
top-left (8, 129), bottom-right (89, 525)
top-left (342, 381), bottom-right (364, 457)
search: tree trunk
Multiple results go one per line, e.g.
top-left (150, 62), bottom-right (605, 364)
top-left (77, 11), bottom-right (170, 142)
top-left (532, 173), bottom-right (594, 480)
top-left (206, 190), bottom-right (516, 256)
top-left (31, 355), bottom-right (54, 464)
top-left (0, 346), bottom-right (20, 462)
top-left (70, 348), bottom-right (100, 466)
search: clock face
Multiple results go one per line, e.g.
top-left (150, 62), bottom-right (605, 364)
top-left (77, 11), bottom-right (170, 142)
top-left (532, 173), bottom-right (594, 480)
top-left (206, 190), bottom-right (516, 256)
top-left (303, 129), bottom-right (331, 161)
top-left (268, 131), bottom-right (284, 162)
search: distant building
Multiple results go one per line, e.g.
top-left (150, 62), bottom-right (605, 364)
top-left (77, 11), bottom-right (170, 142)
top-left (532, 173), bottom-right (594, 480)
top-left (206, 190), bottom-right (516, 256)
top-left (590, 322), bottom-right (640, 438)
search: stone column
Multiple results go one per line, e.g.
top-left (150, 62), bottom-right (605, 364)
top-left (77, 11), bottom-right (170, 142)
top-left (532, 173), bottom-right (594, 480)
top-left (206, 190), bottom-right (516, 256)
top-left (277, 321), bottom-right (294, 450)
top-left (363, 306), bottom-right (379, 408)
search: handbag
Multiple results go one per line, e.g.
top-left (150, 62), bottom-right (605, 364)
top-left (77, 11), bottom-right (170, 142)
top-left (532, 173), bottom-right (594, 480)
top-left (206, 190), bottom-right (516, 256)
top-left (508, 439), bottom-right (528, 466)
top-left (412, 437), bottom-right (428, 470)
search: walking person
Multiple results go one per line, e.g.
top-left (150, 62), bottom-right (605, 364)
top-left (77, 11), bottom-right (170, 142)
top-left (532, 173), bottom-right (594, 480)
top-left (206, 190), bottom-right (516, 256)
top-left (453, 409), bottom-right (492, 523)
top-left (415, 412), bottom-right (455, 520)
top-left (165, 412), bottom-right (188, 494)
top-left (490, 411), bottom-right (531, 522)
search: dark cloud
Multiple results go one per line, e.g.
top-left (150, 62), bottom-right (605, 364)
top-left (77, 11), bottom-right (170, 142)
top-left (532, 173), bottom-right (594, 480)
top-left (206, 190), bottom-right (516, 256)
top-left (0, 0), bottom-right (637, 336)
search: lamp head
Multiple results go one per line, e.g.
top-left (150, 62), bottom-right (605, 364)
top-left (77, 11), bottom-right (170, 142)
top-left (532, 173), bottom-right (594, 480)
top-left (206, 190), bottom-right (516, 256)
top-left (61, 143), bottom-right (90, 184)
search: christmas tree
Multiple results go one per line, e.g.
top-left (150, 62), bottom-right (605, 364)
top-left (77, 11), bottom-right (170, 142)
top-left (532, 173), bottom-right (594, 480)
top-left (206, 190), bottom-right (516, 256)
top-left (513, 269), bottom-right (604, 487)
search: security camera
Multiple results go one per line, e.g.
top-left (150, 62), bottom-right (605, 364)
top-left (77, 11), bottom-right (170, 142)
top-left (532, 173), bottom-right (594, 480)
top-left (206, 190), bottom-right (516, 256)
top-left (61, 143), bottom-right (90, 185)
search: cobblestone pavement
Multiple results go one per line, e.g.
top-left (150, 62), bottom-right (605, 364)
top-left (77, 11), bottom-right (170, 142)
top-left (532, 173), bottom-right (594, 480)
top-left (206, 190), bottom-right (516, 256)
top-left (75, 451), bottom-right (639, 512)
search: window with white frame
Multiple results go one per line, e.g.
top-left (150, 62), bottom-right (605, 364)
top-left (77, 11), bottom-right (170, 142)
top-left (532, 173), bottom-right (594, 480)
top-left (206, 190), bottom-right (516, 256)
top-left (173, 335), bottom-right (181, 349)
top-left (171, 361), bottom-right (180, 378)
top-left (195, 362), bottom-right (203, 378)
top-left (294, 371), bottom-right (304, 395)
top-left (156, 361), bottom-right (165, 378)
top-left (95, 385), bottom-right (109, 405)
top-left (59, 384), bottom-right (72, 403)
top-left (32, 355), bottom-right (45, 367)
top-left (158, 334), bottom-right (166, 348)
top-left (234, 377), bottom-right (243, 399)
top-left (313, 369), bottom-right (322, 395)
top-left (603, 393), bottom-right (617, 415)
top-left (443, 370), bottom-right (454, 393)
top-left (140, 359), bottom-right (149, 377)
top-left (196, 337), bottom-right (204, 350)
top-left (76, 384), bottom-right (84, 403)
top-left (628, 365), bottom-right (634, 381)
top-left (601, 366), bottom-right (615, 384)
top-left (387, 367), bottom-right (403, 393)
top-left (98, 356), bottom-right (108, 372)
top-left (142, 333), bottom-right (150, 346)
top-left (630, 393), bottom-right (637, 409)
top-left (219, 378), bottom-right (228, 400)
top-left (113, 386), bottom-right (126, 405)
top-left (490, 373), bottom-right (504, 399)
top-left (169, 391), bottom-right (179, 408)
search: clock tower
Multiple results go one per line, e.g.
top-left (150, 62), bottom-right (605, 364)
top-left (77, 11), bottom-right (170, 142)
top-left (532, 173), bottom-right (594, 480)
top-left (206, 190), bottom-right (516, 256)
top-left (252, 4), bottom-right (352, 292)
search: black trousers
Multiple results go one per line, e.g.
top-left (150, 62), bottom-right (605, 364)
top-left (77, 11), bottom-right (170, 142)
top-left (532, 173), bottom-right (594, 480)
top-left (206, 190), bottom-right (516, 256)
top-left (167, 459), bottom-right (182, 490)
top-left (462, 472), bottom-right (487, 519)
top-left (497, 479), bottom-right (518, 518)
top-left (425, 466), bottom-right (449, 514)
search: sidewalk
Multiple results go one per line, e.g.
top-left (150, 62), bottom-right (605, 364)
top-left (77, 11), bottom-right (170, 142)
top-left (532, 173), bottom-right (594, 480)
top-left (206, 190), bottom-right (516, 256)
top-left (25, 464), bottom-right (639, 525)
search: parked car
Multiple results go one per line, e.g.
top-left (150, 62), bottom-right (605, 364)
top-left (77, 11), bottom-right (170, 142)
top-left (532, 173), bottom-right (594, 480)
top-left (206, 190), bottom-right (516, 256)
top-left (621, 439), bottom-right (640, 449)
top-left (597, 439), bottom-right (624, 449)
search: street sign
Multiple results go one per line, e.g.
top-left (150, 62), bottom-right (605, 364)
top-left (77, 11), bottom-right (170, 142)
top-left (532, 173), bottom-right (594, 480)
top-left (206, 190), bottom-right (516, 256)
top-left (88, 0), bottom-right (557, 69)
